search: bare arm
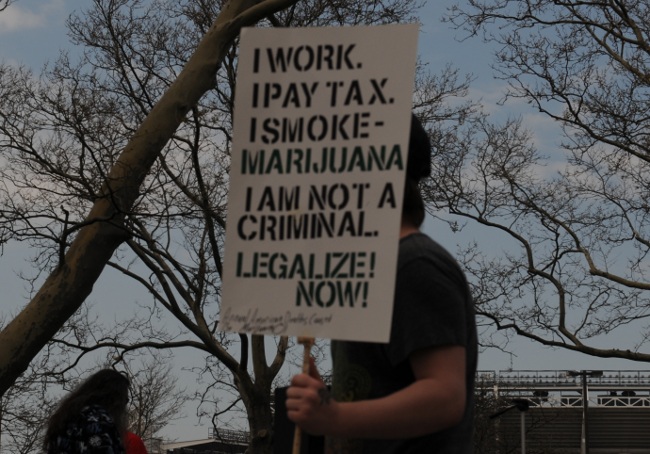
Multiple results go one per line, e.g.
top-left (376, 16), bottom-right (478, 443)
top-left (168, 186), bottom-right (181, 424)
top-left (286, 345), bottom-right (467, 438)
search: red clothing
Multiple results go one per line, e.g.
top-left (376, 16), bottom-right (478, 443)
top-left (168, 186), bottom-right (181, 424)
top-left (125, 432), bottom-right (148, 454)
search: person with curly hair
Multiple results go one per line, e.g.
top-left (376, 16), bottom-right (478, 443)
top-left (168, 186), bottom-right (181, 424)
top-left (44, 368), bottom-right (130, 454)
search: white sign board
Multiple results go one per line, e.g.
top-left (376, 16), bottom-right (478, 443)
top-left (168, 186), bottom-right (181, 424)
top-left (219, 24), bottom-right (419, 342)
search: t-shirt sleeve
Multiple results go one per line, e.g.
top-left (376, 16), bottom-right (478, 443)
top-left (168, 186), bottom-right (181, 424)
top-left (385, 255), bottom-right (469, 366)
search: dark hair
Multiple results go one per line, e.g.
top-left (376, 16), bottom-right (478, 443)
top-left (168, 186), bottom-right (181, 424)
top-left (403, 114), bottom-right (432, 227)
top-left (44, 369), bottom-right (130, 449)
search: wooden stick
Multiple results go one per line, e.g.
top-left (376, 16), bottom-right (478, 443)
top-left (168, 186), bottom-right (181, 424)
top-left (292, 336), bottom-right (315, 454)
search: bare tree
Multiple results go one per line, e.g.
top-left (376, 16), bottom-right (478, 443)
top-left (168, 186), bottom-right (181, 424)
top-left (0, 330), bottom-right (64, 454)
top-left (0, 308), bottom-right (84, 454)
top-left (0, 352), bottom-right (188, 453)
top-left (0, 1), bottom-right (299, 452)
top-left (423, 1), bottom-right (650, 361)
top-left (123, 356), bottom-right (189, 442)
top-left (0, 0), bottom-right (301, 397)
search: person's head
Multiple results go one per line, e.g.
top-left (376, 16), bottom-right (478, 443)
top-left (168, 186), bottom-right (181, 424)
top-left (44, 368), bottom-right (130, 448)
top-left (402, 113), bottom-right (432, 228)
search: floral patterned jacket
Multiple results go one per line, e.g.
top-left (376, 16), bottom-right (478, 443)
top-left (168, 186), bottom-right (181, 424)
top-left (47, 404), bottom-right (125, 454)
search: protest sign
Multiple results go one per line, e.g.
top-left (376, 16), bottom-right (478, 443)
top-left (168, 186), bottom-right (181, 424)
top-left (219, 24), bottom-right (419, 342)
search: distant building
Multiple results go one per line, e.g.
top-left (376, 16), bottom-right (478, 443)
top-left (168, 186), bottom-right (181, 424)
top-left (478, 370), bottom-right (650, 454)
top-left (159, 371), bottom-right (650, 454)
top-left (162, 429), bottom-right (248, 454)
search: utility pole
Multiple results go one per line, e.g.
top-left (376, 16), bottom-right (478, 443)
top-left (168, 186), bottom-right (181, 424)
top-left (567, 370), bottom-right (603, 454)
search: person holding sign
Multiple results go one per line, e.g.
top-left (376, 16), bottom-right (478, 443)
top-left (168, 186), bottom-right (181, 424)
top-left (286, 114), bottom-right (478, 453)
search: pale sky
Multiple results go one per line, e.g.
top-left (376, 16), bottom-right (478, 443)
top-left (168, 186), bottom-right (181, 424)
top-left (1, 0), bottom-right (649, 442)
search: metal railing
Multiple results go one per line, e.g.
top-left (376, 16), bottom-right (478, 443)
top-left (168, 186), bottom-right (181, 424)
top-left (477, 370), bottom-right (650, 408)
top-left (208, 427), bottom-right (249, 445)
top-left (477, 370), bottom-right (650, 388)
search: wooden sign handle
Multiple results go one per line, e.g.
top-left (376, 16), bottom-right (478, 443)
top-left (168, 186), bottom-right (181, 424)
top-left (292, 337), bottom-right (315, 454)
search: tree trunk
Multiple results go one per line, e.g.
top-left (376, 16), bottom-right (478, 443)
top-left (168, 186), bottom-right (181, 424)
top-left (246, 390), bottom-right (275, 454)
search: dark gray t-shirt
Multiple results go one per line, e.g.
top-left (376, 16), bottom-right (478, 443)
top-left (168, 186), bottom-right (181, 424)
top-left (328, 233), bottom-right (477, 453)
